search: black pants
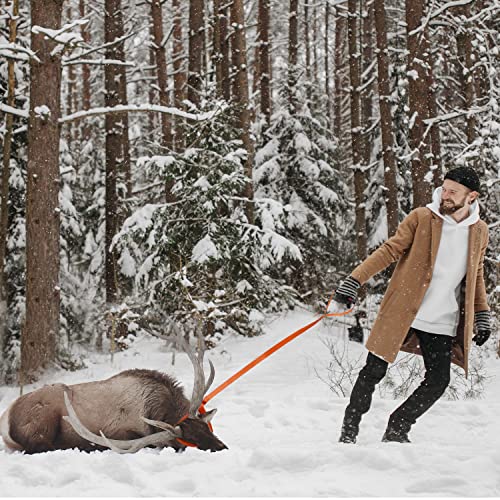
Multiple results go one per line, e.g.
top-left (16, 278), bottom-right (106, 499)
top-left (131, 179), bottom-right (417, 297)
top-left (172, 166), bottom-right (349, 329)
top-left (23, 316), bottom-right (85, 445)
top-left (342, 328), bottom-right (452, 435)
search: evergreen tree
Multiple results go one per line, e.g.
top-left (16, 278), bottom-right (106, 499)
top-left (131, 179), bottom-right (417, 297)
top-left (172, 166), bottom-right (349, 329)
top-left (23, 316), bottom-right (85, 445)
top-left (113, 102), bottom-right (300, 343)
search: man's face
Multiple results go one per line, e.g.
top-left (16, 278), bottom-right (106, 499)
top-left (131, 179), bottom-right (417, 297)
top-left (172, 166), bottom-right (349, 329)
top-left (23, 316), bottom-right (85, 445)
top-left (440, 179), bottom-right (475, 215)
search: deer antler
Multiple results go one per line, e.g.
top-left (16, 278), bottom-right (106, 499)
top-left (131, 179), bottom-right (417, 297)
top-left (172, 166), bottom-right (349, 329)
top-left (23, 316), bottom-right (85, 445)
top-left (63, 392), bottom-right (180, 454)
top-left (181, 335), bottom-right (215, 415)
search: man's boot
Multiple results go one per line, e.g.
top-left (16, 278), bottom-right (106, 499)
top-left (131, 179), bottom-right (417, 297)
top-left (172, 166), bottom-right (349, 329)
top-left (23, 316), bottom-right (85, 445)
top-left (338, 412), bottom-right (360, 444)
top-left (382, 416), bottom-right (412, 443)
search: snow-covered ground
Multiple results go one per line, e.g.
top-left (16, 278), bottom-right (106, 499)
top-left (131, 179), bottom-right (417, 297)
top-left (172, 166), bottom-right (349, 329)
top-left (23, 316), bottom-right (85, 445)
top-left (0, 309), bottom-right (499, 497)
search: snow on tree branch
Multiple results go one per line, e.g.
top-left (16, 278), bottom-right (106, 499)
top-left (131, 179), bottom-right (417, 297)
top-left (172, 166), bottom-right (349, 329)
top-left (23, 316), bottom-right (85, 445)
top-left (32, 19), bottom-right (88, 52)
top-left (59, 103), bottom-right (225, 124)
top-left (0, 43), bottom-right (40, 62)
top-left (0, 103), bottom-right (28, 119)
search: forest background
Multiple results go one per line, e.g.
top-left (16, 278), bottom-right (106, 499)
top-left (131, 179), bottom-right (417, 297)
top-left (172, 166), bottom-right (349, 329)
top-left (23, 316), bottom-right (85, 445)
top-left (0, 0), bottom-right (498, 386)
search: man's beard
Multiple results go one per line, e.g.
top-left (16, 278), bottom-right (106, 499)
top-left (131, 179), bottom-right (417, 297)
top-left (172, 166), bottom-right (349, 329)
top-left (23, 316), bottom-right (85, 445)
top-left (440, 199), bottom-right (465, 215)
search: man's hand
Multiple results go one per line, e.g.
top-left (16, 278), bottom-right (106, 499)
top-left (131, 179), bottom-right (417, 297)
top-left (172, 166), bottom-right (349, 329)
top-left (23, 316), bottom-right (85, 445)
top-left (331, 276), bottom-right (360, 308)
top-left (473, 330), bottom-right (490, 347)
top-left (473, 311), bottom-right (492, 347)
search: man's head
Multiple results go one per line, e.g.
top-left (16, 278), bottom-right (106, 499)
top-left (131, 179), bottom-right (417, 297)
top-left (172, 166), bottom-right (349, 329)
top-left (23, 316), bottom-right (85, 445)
top-left (440, 167), bottom-right (480, 216)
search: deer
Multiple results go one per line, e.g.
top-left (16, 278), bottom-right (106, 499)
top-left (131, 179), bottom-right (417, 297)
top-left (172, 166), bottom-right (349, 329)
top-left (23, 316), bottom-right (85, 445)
top-left (0, 339), bottom-right (228, 454)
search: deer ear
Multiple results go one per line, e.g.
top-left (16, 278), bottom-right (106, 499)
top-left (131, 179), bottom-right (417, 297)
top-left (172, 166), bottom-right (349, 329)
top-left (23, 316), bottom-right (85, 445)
top-left (200, 408), bottom-right (217, 423)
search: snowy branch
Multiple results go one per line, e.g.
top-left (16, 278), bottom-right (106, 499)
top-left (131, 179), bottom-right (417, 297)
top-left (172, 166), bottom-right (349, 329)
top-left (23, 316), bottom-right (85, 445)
top-left (423, 106), bottom-right (489, 126)
top-left (59, 104), bottom-right (223, 124)
top-left (63, 32), bottom-right (136, 64)
top-left (0, 103), bottom-right (28, 119)
top-left (428, 0), bottom-right (474, 21)
top-left (32, 20), bottom-right (88, 55)
top-left (62, 58), bottom-right (135, 67)
top-left (0, 43), bottom-right (40, 62)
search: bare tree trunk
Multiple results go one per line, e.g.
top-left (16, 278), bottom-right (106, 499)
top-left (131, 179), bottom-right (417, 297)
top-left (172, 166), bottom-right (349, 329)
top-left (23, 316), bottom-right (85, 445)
top-left (148, 18), bottom-right (157, 135)
top-left (22, 0), bottom-right (64, 384)
top-left (104, 0), bottom-right (130, 306)
top-left (361, 1), bottom-right (373, 169)
top-left (427, 47), bottom-right (442, 187)
top-left (0, 0), bottom-right (18, 361)
top-left (457, 3), bottom-right (475, 143)
top-left (172, 0), bottom-right (186, 150)
top-left (334, 9), bottom-right (346, 141)
top-left (373, 0), bottom-right (398, 237)
top-left (65, 4), bottom-right (75, 148)
top-left (220, 2), bottom-right (231, 101)
top-left (312, 4), bottom-right (318, 84)
top-left (188, 0), bottom-right (204, 107)
top-left (79, 0), bottom-right (91, 144)
top-left (231, 0), bottom-right (254, 225)
top-left (304, 0), bottom-right (311, 101)
top-left (471, 0), bottom-right (488, 107)
top-left (288, 0), bottom-right (298, 110)
top-left (406, 0), bottom-right (432, 208)
top-left (325, 3), bottom-right (331, 124)
top-left (151, 0), bottom-right (173, 149)
top-left (258, 0), bottom-right (271, 124)
top-left (213, 0), bottom-right (224, 98)
top-left (347, 0), bottom-right (367, 265)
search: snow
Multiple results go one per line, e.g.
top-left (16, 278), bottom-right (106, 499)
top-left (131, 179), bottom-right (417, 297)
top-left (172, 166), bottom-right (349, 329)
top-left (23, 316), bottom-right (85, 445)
top-left (0, 309), bottom-right (499, 496)
top-left (191, 234), bottom-right (219, 263)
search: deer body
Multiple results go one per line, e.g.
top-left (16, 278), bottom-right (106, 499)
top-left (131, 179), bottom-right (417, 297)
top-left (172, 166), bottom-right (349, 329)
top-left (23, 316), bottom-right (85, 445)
top-left (1, 359), bottom-right (227, 454)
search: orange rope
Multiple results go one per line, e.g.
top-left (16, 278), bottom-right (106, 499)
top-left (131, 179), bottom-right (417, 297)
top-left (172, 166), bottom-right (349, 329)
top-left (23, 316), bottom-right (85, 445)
top-left (202, 297), bottom-right (352, 406)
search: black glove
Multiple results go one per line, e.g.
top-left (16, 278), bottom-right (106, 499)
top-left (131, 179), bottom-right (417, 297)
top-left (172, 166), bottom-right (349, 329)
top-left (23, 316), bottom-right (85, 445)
top-left (473, 330), bottom-right (490, 347)
top-left (473, 311), bottom-right (492, 347)
top-left (333, 276), bottom-right (360, 307)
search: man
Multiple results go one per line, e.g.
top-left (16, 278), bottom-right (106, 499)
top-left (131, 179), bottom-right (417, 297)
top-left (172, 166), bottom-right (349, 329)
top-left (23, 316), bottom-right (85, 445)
top-left (332, 166), bottom-right (492, 444)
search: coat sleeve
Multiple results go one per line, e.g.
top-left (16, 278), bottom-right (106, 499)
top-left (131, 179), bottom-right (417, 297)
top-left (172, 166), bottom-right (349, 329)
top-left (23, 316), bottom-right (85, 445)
top-left (474, 224), bottom-right (490, 312)
top-left (350, 209), bottom-right (420, 285)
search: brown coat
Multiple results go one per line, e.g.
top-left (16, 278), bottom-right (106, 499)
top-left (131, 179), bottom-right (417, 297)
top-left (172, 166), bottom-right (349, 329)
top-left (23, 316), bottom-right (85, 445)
top-left (351, 207), bottom-right (489, 375)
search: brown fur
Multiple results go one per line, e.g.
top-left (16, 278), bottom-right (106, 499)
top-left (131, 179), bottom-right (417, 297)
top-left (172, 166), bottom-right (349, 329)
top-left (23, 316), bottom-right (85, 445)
top-left (2, 369), bottom-right (226, 454)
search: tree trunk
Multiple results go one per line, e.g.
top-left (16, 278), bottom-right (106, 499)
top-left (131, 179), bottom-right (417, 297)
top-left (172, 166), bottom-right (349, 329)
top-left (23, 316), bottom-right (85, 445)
top-left (457, 3), bottom-right (475, 144)
top-left (427, 46), bottom-right (442, 187)
top-left (22, 0), bottom-right (64, 383)
top-left (406, 0), bottom-right (432, 208)
top-left (220, 3), bottom-right (231, 101)
top-left (148, 18), bottom-right (157, 135)
top-left (65, 5), bottom-right (75, 148)
top-left (334, 9), bottom-right (346, 142)
top-left (172, 0), bottom-right (186, 150)
top-left (325, 3), bottom-right (331, 124)
top-left (231, 0), bottom-right (254, 224)
top-left (288, 0), bottom-right (298, 110)
top-left (151, 0), bottom-right (173, 149)
top-left (258, 0), bottom-right (271, 124)
top-left (0, 0), bottom-right (18, 361)
top-left (361, 1), bottom-right (373, 169)
top-left (79, 0), bottom-right (91, 144)
top-left (373, 0), bottom-right (399, 237)
top-left (213, 0), bottom-right (224, 98)
top-left (312, 4), bottom-right (318, 84)
top-left (104, 0), bottom-right (130, 305)
top-left (347, 0), bottom-right (367, 265)
top-left (304, 0), bottom-right (311, 101)
top-left (188, 0), bottom-right (204, 108)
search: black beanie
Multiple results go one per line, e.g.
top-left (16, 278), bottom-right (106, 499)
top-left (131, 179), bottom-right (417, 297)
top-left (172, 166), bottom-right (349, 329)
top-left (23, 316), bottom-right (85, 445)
top-left (444, 166), bottom-right (480, 192)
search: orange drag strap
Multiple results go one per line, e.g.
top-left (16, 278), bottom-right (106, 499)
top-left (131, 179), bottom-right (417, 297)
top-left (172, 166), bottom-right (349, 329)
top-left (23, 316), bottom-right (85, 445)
top-left (202, 297), bottom-right (352, 406)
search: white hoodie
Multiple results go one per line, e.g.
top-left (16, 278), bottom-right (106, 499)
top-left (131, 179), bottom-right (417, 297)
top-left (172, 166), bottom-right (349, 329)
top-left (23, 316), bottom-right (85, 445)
top-left (411, 187), bottom-right (480, 336)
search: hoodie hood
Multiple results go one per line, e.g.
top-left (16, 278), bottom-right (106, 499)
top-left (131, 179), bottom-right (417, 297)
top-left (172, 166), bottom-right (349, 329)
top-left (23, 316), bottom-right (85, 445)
top-left (427, 187), bottom-right (479, 227)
